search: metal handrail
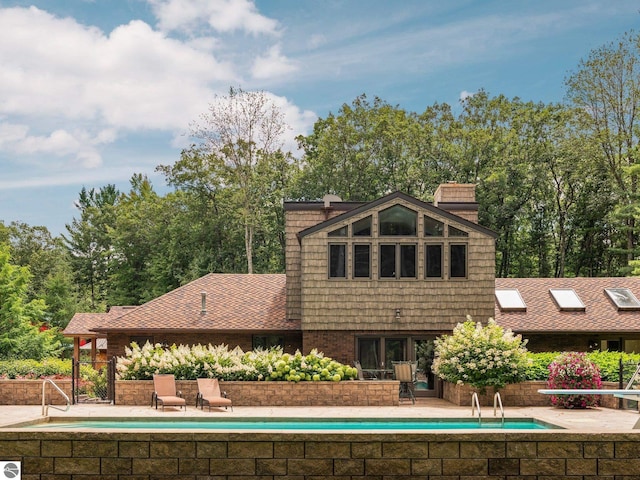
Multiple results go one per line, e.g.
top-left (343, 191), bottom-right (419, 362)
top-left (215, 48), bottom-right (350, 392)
top-left (471, 392), bottom-right (481, 425)
top-left (42, 379), bottom-right (71, 416)
top-left (493, 392), bottom-right (505, 427)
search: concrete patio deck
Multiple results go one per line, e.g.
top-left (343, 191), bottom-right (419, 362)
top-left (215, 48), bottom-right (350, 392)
top-left (2, 397), bottom-right (639, 432)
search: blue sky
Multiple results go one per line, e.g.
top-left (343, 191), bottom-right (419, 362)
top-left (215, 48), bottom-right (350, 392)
top-left (0, 0), bottom-right (638, 236)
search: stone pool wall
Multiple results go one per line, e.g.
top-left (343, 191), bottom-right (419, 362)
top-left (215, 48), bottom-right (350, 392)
top-left (1, 430), bottom-right (640, 479)
top-left (116, 380), bottom-right (400, 407)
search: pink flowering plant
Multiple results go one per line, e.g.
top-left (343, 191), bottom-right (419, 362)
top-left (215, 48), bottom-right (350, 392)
top-left (547, 352), bottom-right (602, 408)
top-left (432, 317), bottom-right (530, 393)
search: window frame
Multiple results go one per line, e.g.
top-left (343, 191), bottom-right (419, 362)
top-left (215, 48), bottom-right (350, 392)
top-left (449, 243), bottom-right (467, 279)
top-left (379, 242), bottom-right (418, 279)
top-left (328, 243), bottom-right (347, 278)
top-left (425, 242), bottom-right (444, 279)
top-left (353, 243), bottom-right (372, 279)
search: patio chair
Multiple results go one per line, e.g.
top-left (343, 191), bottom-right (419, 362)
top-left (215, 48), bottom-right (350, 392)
top-left (353, 361), bottom-right (376, 380)
top-left (196, 378), bottom-right (233, 412)
top-left (151, 374), bottom-right (186, 410)
top-left (393, 362), bottom-right (416, 404)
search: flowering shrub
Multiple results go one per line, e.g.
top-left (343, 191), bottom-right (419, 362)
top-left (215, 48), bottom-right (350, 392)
top-left (115, 342), bottom-right (358, 382)
top-left (432, 317), bottom-right (530, 392)
top-left (547, 352), bottom-right (602, 408)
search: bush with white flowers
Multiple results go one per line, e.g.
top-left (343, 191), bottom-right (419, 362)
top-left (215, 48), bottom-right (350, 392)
top-left (432, 317), bottom-right (530, 392)
top-left (115, 342), bottom-right (358, 382)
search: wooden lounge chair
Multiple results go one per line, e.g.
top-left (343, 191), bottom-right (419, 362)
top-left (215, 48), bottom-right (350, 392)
top-left (196, 378), bottom-right (233, 411)
top-left (151, 374), bottom-right (186, 410)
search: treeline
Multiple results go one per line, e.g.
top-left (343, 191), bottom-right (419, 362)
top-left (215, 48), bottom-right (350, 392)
top-left (1, 32), bottom-right (640, 354)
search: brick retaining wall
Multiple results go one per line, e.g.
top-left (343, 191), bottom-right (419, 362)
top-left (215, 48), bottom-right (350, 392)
top-left (2, 430), bottom-right (640, 479)
top-left (0, 380), bottom-right (72, 406)
top-left (116, 380), bottom-right (400, 407)
top-left (443, 381), bottom-right (622, 409)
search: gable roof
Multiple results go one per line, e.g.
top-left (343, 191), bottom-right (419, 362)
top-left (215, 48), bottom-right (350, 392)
top-left (297, 191), bottom-right (497, 239)
top-left (91, 273), bottom-right (293, 333)
top-left (495, 277), bottom-right (640, 333)
top-left (63, 306), bottom-right (136, 337)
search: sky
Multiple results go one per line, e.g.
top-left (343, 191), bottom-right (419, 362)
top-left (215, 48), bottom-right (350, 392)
top-left (0, 0), bottom-right (638, 236)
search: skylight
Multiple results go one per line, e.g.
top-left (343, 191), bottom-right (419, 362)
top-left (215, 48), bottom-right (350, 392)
top-left (605, 288), bottom-right (640, 310)
top-left (549, 289), bottom-right (585, 311)
top-left (495, 289), bottom-right (526, 311)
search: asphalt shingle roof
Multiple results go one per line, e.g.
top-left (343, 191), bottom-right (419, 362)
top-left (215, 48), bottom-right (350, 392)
top-left (63, 306), bottom-right (134, 336)
top-left (91, 273), bottom-right (293, 333)
top-left (495, 277), bottom-right (640, 333)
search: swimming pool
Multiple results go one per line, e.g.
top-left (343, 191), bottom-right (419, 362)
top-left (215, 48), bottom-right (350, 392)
top-left (26, 417), bottom-right (558, 431)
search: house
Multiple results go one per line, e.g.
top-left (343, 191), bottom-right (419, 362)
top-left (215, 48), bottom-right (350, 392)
top-left (64, 183), bottom-right (640, 398)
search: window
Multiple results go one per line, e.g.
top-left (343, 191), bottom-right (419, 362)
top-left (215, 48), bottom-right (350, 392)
top-left (328, 225), bottom-right (347, 237)
top-left (379, 205), bottom-right (417, 236)
top-left (424, 216), bottom-right (444, 236)
top-left (353, 244), bottom-right (371, 278)
top-left (425, 244), bottom-right (443, 278)
top-left (353, 216), bottom-right (372, 236)
top-left (549, 289), bottom-right (585, 311)
top-left (380, 244), bottom-right (417, 279)
top-left (448, 225), bottom-right (468, 237)
top-left (450, 244), bottom-right (467, 278)
top-left (130, 336), bottom-right (154, 347)
top-left (495, 289), bottom-right (527, 311)
top-left (604, 288), bottom-right (640, 310)
top-left (329, 244), bottom-right (346, 278)
top-left (253, 335), bottom-right (283, 350)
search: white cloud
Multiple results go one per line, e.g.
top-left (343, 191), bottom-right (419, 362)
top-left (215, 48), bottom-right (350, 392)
top-left (251, 44), bottom-right (298, 80)
top-left (147, 0), bottom-right (280, 36)
top-left (308, 34), bottom-right (327, 49)
top-left (459, 90), bottom-right (474, 101)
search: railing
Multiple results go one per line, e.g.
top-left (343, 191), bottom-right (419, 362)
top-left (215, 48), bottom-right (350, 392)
top-left (42, 379), bottom-right (70, 416)
top-left (471, 392), bottom-right (481, 426)
top-left (493, 391), bottom-right (505, 427)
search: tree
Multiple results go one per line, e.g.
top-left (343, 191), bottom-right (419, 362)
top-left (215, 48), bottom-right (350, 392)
top-left (189, 87), bottom-right (288, 274)
top-left (63, 185), bottom-right (119, 310)
top-left (0, 244), bottom-right (62, 360)
top-left (566, 31), bottom-right (640, 270)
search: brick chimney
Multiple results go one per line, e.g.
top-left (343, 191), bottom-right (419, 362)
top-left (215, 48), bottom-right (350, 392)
top-left (433, 182), bottom-right (478, 223)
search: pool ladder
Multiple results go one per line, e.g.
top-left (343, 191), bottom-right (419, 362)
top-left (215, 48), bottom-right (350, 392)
top-left (42, 378), bottom-right (70, 416)
top-left (471, 391), bottom-right (505, 427)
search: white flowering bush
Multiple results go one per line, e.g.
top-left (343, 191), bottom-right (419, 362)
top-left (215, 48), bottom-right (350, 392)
top-left (432, 317), bottom-right (530, 392)
top-left (116, 342), bottom-right (358, 382)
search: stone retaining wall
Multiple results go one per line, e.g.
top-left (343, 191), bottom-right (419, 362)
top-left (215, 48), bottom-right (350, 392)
top-left (2, 430), bottom-right (640, 479)
top-left (443, 381), bottom-right (622, 409)
top-left (0, 380), bottom-right (72, 406)
top-left (116, 380), bottom-right (400, 407)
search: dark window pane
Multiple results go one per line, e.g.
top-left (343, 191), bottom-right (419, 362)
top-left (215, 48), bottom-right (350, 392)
top-left (400, 244), bottom-right (416, 278)
top-left (358, 338), bottom-right (380, 369)
top-left (353, 244), bottom-right (371, 278)
top-left (379, 205), bottom-right (417, 236)
top-left (426, 244), bottom-right (443, 278)
top-left (380, 244), bottom-right (396, 278)
top-left (329, 244), bottom-right (346, 277)
top-left (385, 338), bottom-right (406, 365)
top-left (353, 216), bottom-right (372, 236)
top-left (448, 225), bottom-right (468, 237)
top-left (450, 244), bottom-right (467, 278)
top-left (252, 335), bottom-right (284, 350)
top-left (328, 225), bottom-right (348, 237)
top-left (424, 216), bottom-right (444, 236)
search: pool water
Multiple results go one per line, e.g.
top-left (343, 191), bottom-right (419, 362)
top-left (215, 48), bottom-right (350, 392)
top-left (32, 417), bottom-right (557, 431)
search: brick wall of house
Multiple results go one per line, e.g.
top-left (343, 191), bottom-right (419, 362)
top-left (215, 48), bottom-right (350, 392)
top-left (302, 331), bottom-right (356, 365)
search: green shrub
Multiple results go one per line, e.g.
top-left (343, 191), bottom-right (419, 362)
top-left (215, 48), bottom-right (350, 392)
top-left (0, 358), bottom-right (72, 379)
top-left (524, 351), bottom-right (640, 382)
top-left (432, 317), bottom-right (531, 392)
top-left (115, 342), bottom-right (358, 382)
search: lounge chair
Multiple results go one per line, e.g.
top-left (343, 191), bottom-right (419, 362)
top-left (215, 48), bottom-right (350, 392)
top-left (151, 374), bottom-right (186, 410)
top-left (353, 361), bottom-right (376, 380)
top-left (393, 362), bottom-right (416, 404)
top-left (196, 378), bottom-right (233, 411)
